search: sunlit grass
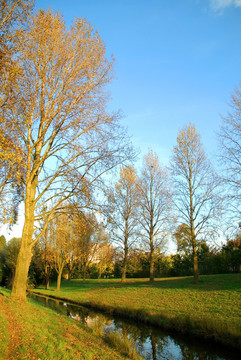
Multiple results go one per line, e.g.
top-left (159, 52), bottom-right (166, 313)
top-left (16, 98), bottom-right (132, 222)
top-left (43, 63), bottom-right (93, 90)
top-left (0, 299), bottom-right (8, 360)
top-left (0, 288), bottom-right (136, 359)
top-left (33, 273), bottom-right (241, 349)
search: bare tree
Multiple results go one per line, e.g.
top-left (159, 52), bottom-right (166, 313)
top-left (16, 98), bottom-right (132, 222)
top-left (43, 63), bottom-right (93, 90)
top-left (106, 165), bottom-right (139, 282)
top-left (48, 213), bottom-right (72, 291)
top-left (95, 243), bottom-right (114, 279)
top-left (38, 228), bottom-right (55, 289)
top-left (138, 150), bottom-right (171, 281)
top-left (2, 9), bottom-right (133, 300)
top-left (65, 234), bottom-right (80, 281)
top-left (73, 211), bottom-right (99, 281)
top-left (170, 124), bottom-right (221, 283)
top-left (219, 82), bottom-right (241, 227)
top-left (89, 222), bottom-right (113, 279)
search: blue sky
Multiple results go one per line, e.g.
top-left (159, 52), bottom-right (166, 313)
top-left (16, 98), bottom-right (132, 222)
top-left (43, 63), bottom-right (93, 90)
top-left (1, 0), bottom-right (241, 241)
top-left (35, 0), bottom-right (241, 165)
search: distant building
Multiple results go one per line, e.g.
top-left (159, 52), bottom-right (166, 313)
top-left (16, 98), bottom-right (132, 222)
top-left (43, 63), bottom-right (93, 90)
top-left (90, 243), bottom-right (114, 264)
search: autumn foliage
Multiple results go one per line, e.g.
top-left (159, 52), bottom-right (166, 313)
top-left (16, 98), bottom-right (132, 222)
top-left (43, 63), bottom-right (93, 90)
top-left (0, 7), bottom-right (132, 300)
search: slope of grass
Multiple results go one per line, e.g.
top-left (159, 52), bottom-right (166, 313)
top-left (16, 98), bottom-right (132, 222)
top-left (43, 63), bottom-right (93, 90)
top-left (32, 274), bottom-right (241, 349)
top-left (0, 287), bottom-right (140, 360)
top-left (0, 291), bottom-right (8, 360)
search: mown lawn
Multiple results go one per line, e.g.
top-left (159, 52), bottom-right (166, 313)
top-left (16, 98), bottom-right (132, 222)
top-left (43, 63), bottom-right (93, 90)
top-left (32, 274), bottom-right (241, 349)
top-left (0, 287), bottom-right (140, 360)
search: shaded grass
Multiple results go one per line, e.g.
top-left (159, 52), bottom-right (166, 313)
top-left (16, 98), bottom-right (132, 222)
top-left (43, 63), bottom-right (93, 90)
top-left (0, 288), bottom-right (138, 360)
top-left (32, 273), bottom-right (241, 349)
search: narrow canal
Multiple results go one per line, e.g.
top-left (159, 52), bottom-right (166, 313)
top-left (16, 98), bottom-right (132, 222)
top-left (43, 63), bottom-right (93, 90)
top-left (29, 293), bottom-right (238, 360)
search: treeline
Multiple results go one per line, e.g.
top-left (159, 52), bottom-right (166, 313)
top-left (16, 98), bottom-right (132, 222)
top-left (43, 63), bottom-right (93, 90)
top-left (115, 240), bottom-right (241, 278)
top-left (0, 208), bottom-right (114, 290)
top-left (1, 233), bottom-right (241, 290)
top-left (0, 236), bottom-right (113, 288)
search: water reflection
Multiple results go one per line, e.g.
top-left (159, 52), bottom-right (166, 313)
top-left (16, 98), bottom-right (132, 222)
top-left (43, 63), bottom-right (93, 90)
top-left (29, 293), bottom-right (237, 360)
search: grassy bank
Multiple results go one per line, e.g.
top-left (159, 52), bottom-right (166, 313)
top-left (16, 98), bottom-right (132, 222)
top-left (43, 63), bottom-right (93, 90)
top-left (32, 274), bottom-right (241, 350)
top-left (0, 287), bottom-right (141, 360)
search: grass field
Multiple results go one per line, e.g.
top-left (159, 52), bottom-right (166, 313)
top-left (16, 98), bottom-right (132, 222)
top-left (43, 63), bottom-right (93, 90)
top-left (32, 273), bottom-right (241, 349)
top-left (0, 287), bottom-right (140, 360)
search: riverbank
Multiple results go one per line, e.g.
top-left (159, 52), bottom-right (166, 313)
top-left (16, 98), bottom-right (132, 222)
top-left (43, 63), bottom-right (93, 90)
top-left (0, 287), bottom-right (140, 360)
top-left (31, 274), bottom-right (241, 350)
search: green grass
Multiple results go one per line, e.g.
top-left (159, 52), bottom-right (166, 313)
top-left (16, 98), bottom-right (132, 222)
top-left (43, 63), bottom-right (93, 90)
top-left (32, 274), bottom-right (241, 349)
top-left (0, 287), bottom-right (138, 360)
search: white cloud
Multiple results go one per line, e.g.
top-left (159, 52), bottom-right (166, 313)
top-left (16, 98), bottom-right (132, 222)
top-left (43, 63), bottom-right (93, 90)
top-left (209, 0), bottom-right (241, 11)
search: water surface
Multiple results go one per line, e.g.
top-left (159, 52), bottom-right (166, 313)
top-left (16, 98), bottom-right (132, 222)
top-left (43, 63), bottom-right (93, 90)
top-left (29, 293), bottom-right (238, 360)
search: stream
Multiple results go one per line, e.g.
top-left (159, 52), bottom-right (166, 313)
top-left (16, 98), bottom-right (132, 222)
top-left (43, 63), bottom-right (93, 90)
top-left (29, 293), bottom-right (239, 360)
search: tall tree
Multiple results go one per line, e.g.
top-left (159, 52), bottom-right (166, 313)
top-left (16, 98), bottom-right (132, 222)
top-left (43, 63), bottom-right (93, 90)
top-left (73, 211), bottom-right (98, 281)
top-left (95, 243), bottom-right (114, 279)
top-left (170, 124), bottom-right (220, 283)
top-left (65, 234), bottom-right (80, 281)
top-left (50, 213), bottom-right (72, 291)
top-left (106, 165), bottom-right (139, 282)
top-left (38, 228), bottom-right (55, 289)
top-left (90, 222), bottom-right (113, 279)
top-left (3, 9), bottom-right (133, 300)
top-left (219, 82), bottom-right (241, 224)
top-left (138, 150), bottom-right (171, 281)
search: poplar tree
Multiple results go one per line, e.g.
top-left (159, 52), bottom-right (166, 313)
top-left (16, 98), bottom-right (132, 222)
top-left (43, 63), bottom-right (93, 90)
top-left (138, 150), bottom-right (171, 281)
top-left (170, 124), bottom-right (220, 283)
top-left (106, 165), bottom-right (139, 282)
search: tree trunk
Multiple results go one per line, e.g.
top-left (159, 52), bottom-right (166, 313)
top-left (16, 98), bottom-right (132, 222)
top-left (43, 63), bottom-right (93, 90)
top-left (11, 194), bottom-right (35, 301)
top-left (46, 278), bottom-right (50, 290)
top-left (11, 165), bottom-right (38, 300)
top-left (149, 233), bottom-right (155, 281)
top-left (193, 245), bottom-right (199, 284)
top-left (191, 215), bottom-right (199, 283)
top-left (122, 247), bottom-right (128, 282)
top-left (11, 241), bottom-right (33, 300)
top-left (82, 263), bottom-right (87, 281)
top-left (56, 269), bottom-right (63, 291)
top-left (189, 171), bottom-right (199, 284)
top-left (45, 264), bottom-right (50, 289)
top-left (122, 258), bottom-right (127, 282)
top-left (122, 222), bottom-right (128, 282)
top-left (149, 253), bottom-right (155, 281)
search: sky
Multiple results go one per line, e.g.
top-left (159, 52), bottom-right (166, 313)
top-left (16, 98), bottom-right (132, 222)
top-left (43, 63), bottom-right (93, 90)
top-left (1, 0), bottom-right (241, 241)
top-left (34, 0), bottom-right (241, 165)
